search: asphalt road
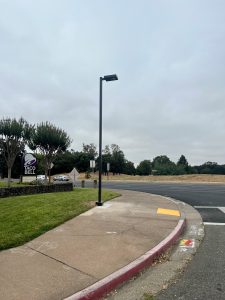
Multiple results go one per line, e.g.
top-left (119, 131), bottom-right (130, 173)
top-left (90, 181), bottom-right (225, 299)
top-left (100, 181), bottom-right (225, 223)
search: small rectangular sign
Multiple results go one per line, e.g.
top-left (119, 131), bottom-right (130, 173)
top-left (90, 160), bottom-right (95, 168)
top-left (23, 153), bottom-right (37, 175)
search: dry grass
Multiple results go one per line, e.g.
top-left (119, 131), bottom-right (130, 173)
top-left (78, 173), bottom-right (225, 184)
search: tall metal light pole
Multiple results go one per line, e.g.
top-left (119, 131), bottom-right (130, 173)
top-left (96, 74), bottom-right (118, 206)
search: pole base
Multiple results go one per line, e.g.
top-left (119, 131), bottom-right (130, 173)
top-left (96, 201), bottom-right (103, 206)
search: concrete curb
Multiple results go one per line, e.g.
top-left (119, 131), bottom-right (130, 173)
top-left (65, 218), bottom-right (186, 300)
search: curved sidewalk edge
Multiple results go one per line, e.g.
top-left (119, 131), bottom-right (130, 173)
top-left (65, 218), bottom-right (186, 300)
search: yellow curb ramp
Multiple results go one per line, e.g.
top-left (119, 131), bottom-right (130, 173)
top-left (157, 207), bottom-right (181, 217)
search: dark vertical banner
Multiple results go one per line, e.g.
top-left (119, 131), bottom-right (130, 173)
top-left (23, 153), bottom-right (37, 175)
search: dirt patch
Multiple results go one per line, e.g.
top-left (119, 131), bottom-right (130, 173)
top-left (84, 200), bottom-right (96, 209)
top-left (79, 173), bottom-right (225, 184)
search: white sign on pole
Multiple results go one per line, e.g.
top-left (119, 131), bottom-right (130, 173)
top-left (107, 163), bottom-right (110, 171)
top-left (90, 160), bottom-right (95, 168)
top-left (69, 168), bottom-right (80, 186)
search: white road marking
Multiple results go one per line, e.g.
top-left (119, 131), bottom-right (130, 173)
top-left (219, 207), bottom-right (225, 213)
top-left (204, 222), bottom-right (225, 226)
top-left (194, 206), bottom-right (225, 214)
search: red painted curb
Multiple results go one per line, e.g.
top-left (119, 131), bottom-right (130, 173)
top-left (65, 218), bottom-right (186, 300)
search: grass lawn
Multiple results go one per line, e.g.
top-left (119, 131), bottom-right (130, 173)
top-left (0, 188), bottom-right (119, 251)
top-left (0, 181), bottom-right (12, 187)
top-left (0, 181), bottom-right (23, 187)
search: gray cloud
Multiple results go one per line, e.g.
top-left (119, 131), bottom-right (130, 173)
top-left (0, 0), bottom-right (225, 165)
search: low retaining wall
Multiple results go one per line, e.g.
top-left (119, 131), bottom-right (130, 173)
top-left (0, 183), bottom-right (73, 198)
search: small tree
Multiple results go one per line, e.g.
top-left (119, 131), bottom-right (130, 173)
top-left (152, 155), bottom-right (171, 166)
top-left (82, 143), bottom-right (97, 159)
top-left (110, 144), bottom-right (125, 175)
top-left (29, 122), bottom-right (71, 182)
top-left (124, 160), bottom-right (136, 175)
top-left (0, 117), bottom-right (33, 187)
top-left (152, 155), bottom-right (178, 175)
top-left (177, 155), bottom-right (190, 174)
top-left (136, 160), bottom-right (152, 175)
top-left (52, 151), bottom-right (75, 174)
top-left (177, 155), bottom-right (188, 167)
top-left (67, 150), bottom-right (93, 173)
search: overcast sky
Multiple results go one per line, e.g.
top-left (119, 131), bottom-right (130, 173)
top-left (1, 0), bottom-right (225, 166)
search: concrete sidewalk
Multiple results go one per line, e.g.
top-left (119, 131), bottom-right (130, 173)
top-left (0, 190), bottom-right (185, 300)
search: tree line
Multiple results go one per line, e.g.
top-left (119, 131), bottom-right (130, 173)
top-left (1, 117), bottom-right (225, 186)
top-left (48, 147), bottom-right (225, 177)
